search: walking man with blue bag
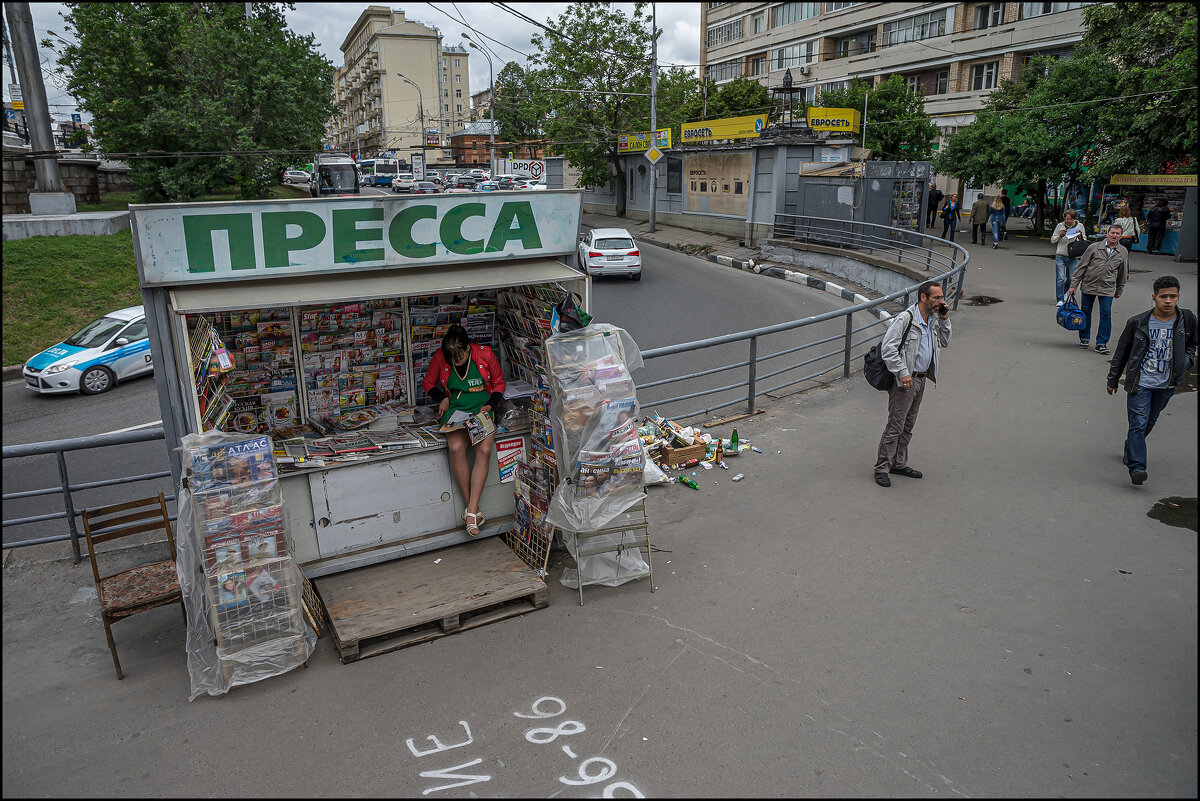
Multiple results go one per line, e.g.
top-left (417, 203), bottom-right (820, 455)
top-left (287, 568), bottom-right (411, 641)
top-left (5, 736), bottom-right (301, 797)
top-left (1106, 276), bottom-right (1196, 486)
top-left (1067, 225), bottom-right (1128, 354)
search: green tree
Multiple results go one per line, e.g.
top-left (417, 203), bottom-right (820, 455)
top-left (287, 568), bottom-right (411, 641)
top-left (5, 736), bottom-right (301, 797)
top-left (492, 61), bottom-right (544, 145)
top-left (527, 2), bottom-right (653, 214)
top-left (686, 76), bottom-right (776, 124)
top-left (816, 76), bottom-right (938, 160)
top-left (51, 2), bottom-right (336, 202)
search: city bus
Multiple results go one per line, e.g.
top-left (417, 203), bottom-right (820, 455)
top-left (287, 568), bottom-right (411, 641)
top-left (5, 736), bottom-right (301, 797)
top-left (309, 153), bottom-right (360, 197)
top-left (359, 158), bottom-right (401, 187)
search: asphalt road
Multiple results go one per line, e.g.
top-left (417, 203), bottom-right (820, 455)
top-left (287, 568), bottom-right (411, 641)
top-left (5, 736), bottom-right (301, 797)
top-left (1, 230), bottom-right (849, 547)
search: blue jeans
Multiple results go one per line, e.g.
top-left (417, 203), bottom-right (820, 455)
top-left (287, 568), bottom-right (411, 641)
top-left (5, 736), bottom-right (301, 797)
top-left (991, 219), bottom-right (1003, 244)
top-left (1054, 255), bottom-right (1077, 303)
top-left (941, 218), bottom-right (956, 241)
top-left (1124, 388), bottom-right (1174, 473)
top-left (1077, 292), bottom-right (1113, 345)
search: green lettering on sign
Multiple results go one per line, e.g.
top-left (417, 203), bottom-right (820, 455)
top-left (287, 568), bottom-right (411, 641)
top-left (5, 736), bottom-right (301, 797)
top-left (388, 205), bottom-right (438, 258)
top-left (261, 211), bottom-right (326, 268)
top-left (332, 207), bottom-right (385, 264)
top-left (486, 201), bottom-right (543, 252)
top-left (182, 213), bottom-right (255, 273)
top-left (440, 202), bottom-right (486, 255)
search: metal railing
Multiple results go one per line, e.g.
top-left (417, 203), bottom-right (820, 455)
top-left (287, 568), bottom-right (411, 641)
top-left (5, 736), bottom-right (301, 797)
top-left (3, 213), bottom-right (967, 553)
top-left (2, 428), bottom-right (173, 560)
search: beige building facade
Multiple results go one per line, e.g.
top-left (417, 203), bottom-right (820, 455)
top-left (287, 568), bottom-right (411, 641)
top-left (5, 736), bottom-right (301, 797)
top-left (327, 6), bottom-right (470, 162)
top-left (701, 2), bottom-right (1089, 135)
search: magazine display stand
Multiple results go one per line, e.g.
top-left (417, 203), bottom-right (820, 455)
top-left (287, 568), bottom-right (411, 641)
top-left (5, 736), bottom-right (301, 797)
top-left (177, 431), bottom-right (316, 699)
top-left (544, 324), bottom-right (646, 533)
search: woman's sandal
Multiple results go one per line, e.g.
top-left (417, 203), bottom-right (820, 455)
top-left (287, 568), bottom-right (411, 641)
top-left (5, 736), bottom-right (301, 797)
top-left (465, 512), bottom-right (482, 537)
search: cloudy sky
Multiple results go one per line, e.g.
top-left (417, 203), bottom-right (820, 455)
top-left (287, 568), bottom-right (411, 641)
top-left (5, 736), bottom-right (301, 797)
top-left (17, 2), bottom-right (701, 125)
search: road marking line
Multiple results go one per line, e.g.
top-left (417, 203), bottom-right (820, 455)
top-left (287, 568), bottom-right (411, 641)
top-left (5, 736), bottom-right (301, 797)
top-left (102, 419), bottom-right (162, 435)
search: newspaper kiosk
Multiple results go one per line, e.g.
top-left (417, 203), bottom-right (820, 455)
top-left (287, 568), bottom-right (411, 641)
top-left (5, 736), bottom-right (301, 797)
top-left (132, 191), bottom-right (587, 660)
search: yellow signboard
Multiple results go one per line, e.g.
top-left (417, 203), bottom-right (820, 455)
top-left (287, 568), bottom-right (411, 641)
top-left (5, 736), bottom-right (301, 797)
top-left (1110, 174), bottom-right (1197, 187)
top-left (11, 101), bottom-right (24, 110)
top-left (680, 114), bottom-right (766, 143)
top-left (618, 129), bottom-right (671, 153)
top-left (806, 107), bottom-right (862, 132)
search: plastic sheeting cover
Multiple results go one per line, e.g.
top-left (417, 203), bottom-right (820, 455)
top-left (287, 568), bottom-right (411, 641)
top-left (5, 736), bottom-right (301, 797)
top-left (544, 324), bottom-right (646, 532)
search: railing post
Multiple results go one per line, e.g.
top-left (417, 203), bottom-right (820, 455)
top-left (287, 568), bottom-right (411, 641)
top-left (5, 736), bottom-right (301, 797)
top-left (56, 451), bottom-right (81, 563)
top-left (747, 336), bottom-right (758, 413)
top-left (844, 312), bottom-right (853, 378)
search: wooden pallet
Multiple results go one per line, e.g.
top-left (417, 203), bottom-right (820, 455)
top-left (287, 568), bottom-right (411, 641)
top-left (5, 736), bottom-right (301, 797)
top-left (312, 537), bottom-right (549, 663)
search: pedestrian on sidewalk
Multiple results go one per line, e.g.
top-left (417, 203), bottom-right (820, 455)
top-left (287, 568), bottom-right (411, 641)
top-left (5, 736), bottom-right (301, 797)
top-left (969, 194), bottom-right (989, 244)
top-left (927, 184), bottom-right (944, 228)
top-left (1000, 188), bottom-right (1012, 241)
top-left (874, 280), bottom-right (952, 488)
top-left (1145, 198), bottom-right (1171, 254)
top-left (940, 193), bottom-right (961, 243)
top-left (1106, 275), bottom-right (1197, 486)
top-left (1114, 204), bottom-right (1141, 250)
top-left (1050, 210), bottom-right (1087, 304)
top-left (987, 197), bottom-right (1006, 249)
top-left (1067, 225), bottom-right (1128, 354)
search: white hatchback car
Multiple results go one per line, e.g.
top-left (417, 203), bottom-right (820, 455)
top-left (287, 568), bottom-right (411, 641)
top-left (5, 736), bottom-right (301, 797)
top-left (283, 169), bottom-right (310, 184)
top-left (577, 228), bottom-right (642, 280)
top-left (391, 173), bottom-right (416, 193)
top-left (23, 306), bottom-right (153, 394)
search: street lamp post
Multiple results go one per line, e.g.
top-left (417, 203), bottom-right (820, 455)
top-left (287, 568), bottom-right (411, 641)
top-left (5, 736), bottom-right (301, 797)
top-left (396, 71), bottom-right (426, 178)
top-left (463, 35), bottom-right (495, 177)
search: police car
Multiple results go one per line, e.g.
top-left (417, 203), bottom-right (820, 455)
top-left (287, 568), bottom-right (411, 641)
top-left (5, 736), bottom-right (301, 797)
top-left (23, 306), bottom-right (153, 395)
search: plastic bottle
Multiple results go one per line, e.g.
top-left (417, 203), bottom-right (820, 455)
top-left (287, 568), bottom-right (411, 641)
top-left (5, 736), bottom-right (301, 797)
top-left (731, 473), bottom-right (745, 482)
top-left (679, 476), bottom-right (699, 490)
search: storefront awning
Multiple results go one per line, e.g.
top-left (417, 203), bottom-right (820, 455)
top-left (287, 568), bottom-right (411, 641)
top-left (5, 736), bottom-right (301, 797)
top-left (167, 258), bottom-right (583, 313)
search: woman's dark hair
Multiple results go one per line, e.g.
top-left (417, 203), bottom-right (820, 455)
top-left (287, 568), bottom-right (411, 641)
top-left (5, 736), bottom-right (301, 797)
top-left (440, 323), bottom-right (470, 360)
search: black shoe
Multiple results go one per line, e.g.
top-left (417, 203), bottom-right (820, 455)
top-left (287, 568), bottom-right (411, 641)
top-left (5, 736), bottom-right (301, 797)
top-left (874, 472), bottom-right (891, 487)
top-left (1095, 344), bottom-right (1110, 354)
top-left (1079, 340), bottom-right (1090, 348)
top-left (1131, 470), bottom-right (1148, 486)
top-left (890, 466), bottom-right (923, 479)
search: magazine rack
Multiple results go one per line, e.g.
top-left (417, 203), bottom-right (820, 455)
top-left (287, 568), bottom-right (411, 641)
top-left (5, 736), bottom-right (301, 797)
top-left (553, 499), bottom-right (654, 606)
top-left (179, 432), bottom-right (315, 698)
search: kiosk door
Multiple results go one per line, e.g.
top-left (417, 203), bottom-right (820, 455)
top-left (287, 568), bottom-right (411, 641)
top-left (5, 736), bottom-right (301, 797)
top-left (309, 452), bottom-right (457, 558)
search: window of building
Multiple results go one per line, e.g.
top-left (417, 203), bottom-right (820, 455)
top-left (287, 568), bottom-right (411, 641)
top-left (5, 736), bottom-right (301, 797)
top-left (936, 70), bottom-right (950, 94)
top-left (820, 80), bottom-right (847, 96)
top-left (1021, 2), bottom-right (1084, 18)
top-left (834, 30), bottom-right (876, 57)
top-left (771, 2), bottom-right (820, 28)
top-left (455, 74), bottom-right (461, 83)
top-left (457, 104), bottom-right (462, 113)
top-left (772, 39), bottom-right (818, 69)
top-left (445, 103), bottom-right (450, 112)
top-left (904, 75), bottom-right (921, 94)
top-left (1022, 49), bottom-right (1072, 76)
top-left (707, 59), bottom-right (741, 82)
top-left (751, 13), bottom-right (765, 34)
top-left (456, 89), bottom-right (462, 98)
top-left (749, 56), bottom-right (767, 76)
top-left (444, 89), bottom-right (449, 97)
top-left (667, 156), bottom-right (683, 194)
top-left (882, 9), bottom-right (947, 47)
top-left (971, 61), bottom-right (999, 90)
top-left (974, 2), bottom-right (1005, 29)
top-left (455, 58), bottom-right (461, 68)
top-left (706, 18), bottom-right (743, 48)
top-left (826, 1), bottom-right (863, 10)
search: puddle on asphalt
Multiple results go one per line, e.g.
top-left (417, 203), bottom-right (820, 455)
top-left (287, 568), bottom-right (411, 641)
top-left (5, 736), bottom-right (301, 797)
top-left (967, 295), bottom-right (1003, 305)
top-left (1147, 497), bottom-right (1198, 532)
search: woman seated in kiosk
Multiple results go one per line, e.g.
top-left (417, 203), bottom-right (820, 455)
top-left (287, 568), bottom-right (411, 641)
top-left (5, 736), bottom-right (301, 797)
top-left (421, 324), bottom-right (505, 536)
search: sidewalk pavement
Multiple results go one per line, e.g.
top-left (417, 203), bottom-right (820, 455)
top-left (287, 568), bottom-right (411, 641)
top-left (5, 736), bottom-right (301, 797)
top-left (3, 226), bottom-right (1196, 796)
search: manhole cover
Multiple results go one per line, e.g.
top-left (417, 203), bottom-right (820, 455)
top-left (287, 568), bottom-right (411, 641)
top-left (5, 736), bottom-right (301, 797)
top-left (967, 295), bottom-right (1003, 305)
top-left (1147, 497), bottom-right (1198, 532)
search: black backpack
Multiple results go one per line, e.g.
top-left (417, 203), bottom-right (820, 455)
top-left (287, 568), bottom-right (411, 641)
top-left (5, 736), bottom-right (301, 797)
top-left (863, 312), bottom-right (915, 391)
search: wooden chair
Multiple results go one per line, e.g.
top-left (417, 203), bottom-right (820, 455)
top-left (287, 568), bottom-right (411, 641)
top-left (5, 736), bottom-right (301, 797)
top-left (81, 493), bottom-right (185, 680)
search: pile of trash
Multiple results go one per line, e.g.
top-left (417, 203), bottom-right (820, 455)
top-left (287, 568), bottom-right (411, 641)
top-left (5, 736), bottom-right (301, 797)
top-left (639, 412), bottom-right (762, 490)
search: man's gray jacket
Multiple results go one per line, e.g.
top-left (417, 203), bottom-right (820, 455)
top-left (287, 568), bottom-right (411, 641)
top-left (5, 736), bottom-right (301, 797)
top-left (881, 306), bottom-right (952, 383)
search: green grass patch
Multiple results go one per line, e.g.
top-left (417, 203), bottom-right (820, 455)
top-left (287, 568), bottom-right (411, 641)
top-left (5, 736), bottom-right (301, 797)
top-left (2, 229), bottom-right (141, 366)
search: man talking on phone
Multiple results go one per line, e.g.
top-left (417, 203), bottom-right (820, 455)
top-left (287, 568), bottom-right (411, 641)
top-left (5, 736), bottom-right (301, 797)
top-left (874, 281), bottom-right (952, 487)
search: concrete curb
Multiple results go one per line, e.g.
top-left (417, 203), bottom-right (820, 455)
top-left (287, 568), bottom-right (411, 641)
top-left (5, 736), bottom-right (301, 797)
top-left (3, 364), bottom-right (23, 381)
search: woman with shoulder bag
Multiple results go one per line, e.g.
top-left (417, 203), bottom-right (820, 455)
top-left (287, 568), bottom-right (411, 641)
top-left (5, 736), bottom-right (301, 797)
top-left (1115, 204), bottom-right (1140, 250)
top-left (1050, 209), bottom-right (1087, 305)
top-left (940, 193), bottom-right (961, 243)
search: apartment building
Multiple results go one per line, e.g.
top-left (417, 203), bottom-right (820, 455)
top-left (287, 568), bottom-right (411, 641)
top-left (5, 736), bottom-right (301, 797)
top-left (470, 88), bottom-right (493, 122)
top-left (701, 2), bottom-right (1089, 136)
top-left (327, 6), bottom-right (470, 159)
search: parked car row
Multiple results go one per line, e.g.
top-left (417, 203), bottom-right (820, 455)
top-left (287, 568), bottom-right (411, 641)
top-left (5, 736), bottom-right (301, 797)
top-left (390, 172), bottom-right (546, 193)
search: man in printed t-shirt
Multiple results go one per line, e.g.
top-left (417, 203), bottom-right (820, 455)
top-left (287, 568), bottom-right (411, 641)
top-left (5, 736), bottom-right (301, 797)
top-left (1106, 275), bottom-right (1197, 486)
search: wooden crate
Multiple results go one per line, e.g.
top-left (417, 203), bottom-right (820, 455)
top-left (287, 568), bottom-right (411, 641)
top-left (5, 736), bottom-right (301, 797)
top-left (662, 442), bottom-right (706, 466)
top-left (312, 537), bottom-right (549, 663)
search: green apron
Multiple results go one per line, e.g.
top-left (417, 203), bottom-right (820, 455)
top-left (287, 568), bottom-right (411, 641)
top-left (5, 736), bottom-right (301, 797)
top-left (441, 356), bottom-right (489, 425)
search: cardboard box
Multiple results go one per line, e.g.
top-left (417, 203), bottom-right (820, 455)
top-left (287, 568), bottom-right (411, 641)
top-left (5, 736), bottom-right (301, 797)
top-left (662, 442), bottom-right (706, 466)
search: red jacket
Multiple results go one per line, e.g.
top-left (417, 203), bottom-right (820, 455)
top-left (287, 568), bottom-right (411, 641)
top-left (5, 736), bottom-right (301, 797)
top-left (421, 342), bottom-right (506, 407)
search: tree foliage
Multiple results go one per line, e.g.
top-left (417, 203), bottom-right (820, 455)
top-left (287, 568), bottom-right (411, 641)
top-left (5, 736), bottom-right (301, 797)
top-left (816, 76), bottom-right (938, 160)
top-left (684, 76), bottom-right (776, 127)
top-left (492, 61), bottom-right (544, 145)
top-left (51, 2), bottom-right (337, 202)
